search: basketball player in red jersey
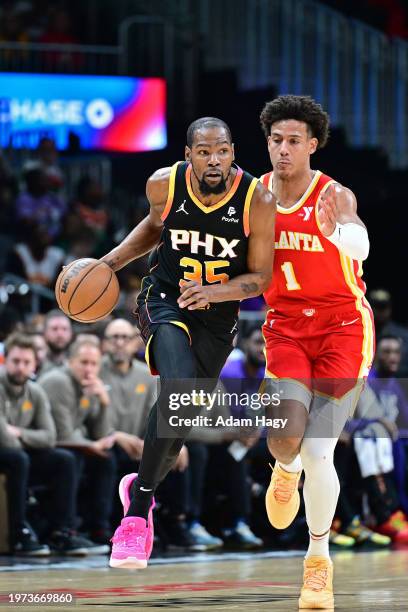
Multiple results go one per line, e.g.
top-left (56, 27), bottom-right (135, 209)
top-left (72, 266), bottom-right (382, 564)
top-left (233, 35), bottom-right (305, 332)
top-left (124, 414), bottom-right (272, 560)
top-left (259, 96), bottom-right (373, 609)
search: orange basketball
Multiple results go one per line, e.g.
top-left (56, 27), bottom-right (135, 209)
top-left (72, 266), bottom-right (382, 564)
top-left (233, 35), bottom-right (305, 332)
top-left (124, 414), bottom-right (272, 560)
top-left (55, 258), bottom-right (120, 323)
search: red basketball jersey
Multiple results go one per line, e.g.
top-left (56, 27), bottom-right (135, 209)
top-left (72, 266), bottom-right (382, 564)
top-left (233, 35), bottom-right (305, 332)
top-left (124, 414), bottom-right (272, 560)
top-left (261, 170), bottom-right (369, 317)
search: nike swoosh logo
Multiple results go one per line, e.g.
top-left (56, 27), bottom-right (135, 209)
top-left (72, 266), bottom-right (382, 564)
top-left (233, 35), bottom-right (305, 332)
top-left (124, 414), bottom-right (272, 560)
top-left (140, 487), bottom-right (153, 492)
top-left (341, 317), bottom-right (359, 326)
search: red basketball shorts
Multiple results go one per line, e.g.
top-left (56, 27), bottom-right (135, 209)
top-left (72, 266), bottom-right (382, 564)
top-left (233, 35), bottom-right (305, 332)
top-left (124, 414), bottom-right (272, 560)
top-left (262, 306), bottom-right (375, 400)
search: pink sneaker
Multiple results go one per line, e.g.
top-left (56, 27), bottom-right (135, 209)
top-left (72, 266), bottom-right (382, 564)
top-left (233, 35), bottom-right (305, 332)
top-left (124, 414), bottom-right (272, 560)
top-left (109, 517), bottom-right (148, 569)
top-left (118, 473), bottom-right (156, 558)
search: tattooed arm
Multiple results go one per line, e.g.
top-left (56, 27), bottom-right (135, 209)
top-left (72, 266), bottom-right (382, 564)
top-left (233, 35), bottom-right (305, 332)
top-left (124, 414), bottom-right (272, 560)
top-left (100, 168), bottom-right (170, 271)
top-left (178, 182), bottom-right (276, 309)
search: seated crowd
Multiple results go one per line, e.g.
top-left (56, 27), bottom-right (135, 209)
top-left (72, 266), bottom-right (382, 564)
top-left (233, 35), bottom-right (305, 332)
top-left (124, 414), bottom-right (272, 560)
top-left (0, 309), bottom-right (407, 558)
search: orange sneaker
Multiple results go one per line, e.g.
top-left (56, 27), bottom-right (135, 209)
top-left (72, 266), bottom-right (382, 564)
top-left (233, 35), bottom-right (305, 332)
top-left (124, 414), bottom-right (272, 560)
top-left (265, 463), bottom-right (301, 529)
top-left (299, 555), bottom-right (334, 609)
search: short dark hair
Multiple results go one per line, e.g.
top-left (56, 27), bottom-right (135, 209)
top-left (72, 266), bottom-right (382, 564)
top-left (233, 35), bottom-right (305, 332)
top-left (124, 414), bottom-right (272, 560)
top-left (4, 333), bottom-right (37, 357)
top-left (186, 117), bottom-right (232, 148)
top-left (44, 309), bottom-right (71, 330)
top-left (377, 335), bottom-right (402, 347)
top-left (260, 95), bottom-right (330, 148)
top-left (242, 323), bottom-right (263, 341)
top-left (68, 337), bottom-right (101, 358)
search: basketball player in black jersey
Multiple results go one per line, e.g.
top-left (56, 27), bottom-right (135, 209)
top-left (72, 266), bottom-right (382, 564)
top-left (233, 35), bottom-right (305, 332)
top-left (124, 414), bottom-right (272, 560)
top-left (101, 117), bottom-right (276, 568)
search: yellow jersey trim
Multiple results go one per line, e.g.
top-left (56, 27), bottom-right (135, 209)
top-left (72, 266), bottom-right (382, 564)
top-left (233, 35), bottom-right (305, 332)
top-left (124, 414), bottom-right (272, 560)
top-left (144, 320), bottom-right (191, 375)
top-left (185, 164), bottom-right (243, 213)
top-left (339, 253), bottom-right (374, 378)
top-left (313, 381), bottom-right (365, 404)
top-left (277, 171), bottom-right (322, 214)
top-left (161, 161), bottom-right (181, 222)
top-left (243, 178), bottom-right (258, 237)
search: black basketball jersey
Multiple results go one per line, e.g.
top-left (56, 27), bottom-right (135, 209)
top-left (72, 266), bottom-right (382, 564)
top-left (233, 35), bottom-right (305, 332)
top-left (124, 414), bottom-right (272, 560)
top-left (148, 161), bottom-right (258, 324)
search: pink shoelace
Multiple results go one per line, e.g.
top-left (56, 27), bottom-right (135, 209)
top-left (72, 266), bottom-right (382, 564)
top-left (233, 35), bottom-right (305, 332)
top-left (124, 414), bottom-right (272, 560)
top-left (111, 524), bottom-right (143, 547)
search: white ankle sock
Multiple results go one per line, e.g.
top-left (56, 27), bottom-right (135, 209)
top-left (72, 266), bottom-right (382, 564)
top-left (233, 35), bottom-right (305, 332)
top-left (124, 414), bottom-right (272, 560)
top-left (278, 455), bottom-right (302, 473)
top-left (306, 530), bottom-right (330, 559)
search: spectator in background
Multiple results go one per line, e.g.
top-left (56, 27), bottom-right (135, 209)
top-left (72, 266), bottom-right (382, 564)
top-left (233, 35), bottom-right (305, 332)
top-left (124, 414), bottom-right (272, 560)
top-left (40, 309), bottom-right (73, 375)
top-left (39, 338), bottom-right (116, 545)
top-left (24, 137), bottom-right (65, 196)
top-left (0, 333), bottom-right (99, 556)
top-left (30, 332), bottom-right (47, 376)
top-left (369, 335), bottom-right (408, 515)
top-left (351, 383), bottom-right (408, 544)
top-left (64, 227), bottom-right (98, 266)
top-left (332, 335), bottom-right (408, 546)
top-left (100, 318), bottom-right (155, 468)
top-left (71, 176), bottom-right (111, 251)
top-left (332, 407), bottom-right (392, 547)
top-left (368, 289), bottom-right (408, 376)
top-left (15, 165), bottom-right (66, 240)
top-left (23, 313), bottom-right (45, 335)
top-left (221, 325), bottom-right (265, 381)
top-left (7, 224), bottom-right (64, 290)
top-left (369, 335), bottom-right (408, 428)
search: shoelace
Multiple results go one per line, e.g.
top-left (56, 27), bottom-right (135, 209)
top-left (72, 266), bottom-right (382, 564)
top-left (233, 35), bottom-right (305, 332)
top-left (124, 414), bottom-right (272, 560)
top-left (111, 525), bottom-right (143, 546)
top-left (304, 564), bottom-right (329, 591)
top-left (273, 473), bottom-right (297, 503)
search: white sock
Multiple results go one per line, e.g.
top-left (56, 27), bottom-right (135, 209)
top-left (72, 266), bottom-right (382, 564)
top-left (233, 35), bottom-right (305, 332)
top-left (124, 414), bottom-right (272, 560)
top-left (278, 455), bottom-right (302, 473)
top-left (306, 530), bottom-right (330, 559)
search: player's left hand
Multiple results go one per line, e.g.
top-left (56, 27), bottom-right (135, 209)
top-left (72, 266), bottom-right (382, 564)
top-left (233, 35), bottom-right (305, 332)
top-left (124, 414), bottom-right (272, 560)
top-left (317, 184), bottom-right (339, 236)
top-left (178, 281), bottom-right (213, 310)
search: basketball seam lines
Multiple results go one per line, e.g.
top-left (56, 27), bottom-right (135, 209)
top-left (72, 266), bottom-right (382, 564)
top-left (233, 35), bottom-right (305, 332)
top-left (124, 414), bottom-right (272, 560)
top-left (56, 259), bottom-right (78, 309)
top-left (74, 285), bottom-right (119, 322)
top-left (67, 260), bottom-right (104, 313)
top-left (70, 269), bottom-right (114, 317)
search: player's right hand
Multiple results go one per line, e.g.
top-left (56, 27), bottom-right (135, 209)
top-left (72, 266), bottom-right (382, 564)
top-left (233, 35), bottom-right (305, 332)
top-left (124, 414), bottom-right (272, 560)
top-left (178, 281), bottom-right (212, 310)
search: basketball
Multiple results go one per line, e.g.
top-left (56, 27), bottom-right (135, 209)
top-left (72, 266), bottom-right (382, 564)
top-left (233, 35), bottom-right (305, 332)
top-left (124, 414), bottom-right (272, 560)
top-left (55, 258), bottom-right (120, 323)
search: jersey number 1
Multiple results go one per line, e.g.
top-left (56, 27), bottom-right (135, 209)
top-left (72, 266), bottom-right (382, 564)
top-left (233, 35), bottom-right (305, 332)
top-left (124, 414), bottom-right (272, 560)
top-left (281, 261), bottom-right (301, 291)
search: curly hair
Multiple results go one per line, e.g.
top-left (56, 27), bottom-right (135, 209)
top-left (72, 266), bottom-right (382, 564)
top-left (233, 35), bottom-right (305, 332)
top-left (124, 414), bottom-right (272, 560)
top-left (260, 95), bottom-right (330, 148)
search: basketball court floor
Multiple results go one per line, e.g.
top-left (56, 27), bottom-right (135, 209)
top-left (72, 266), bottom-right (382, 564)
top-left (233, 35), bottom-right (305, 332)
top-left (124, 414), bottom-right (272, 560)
top-left (0, 548), bottom-right (407, 610)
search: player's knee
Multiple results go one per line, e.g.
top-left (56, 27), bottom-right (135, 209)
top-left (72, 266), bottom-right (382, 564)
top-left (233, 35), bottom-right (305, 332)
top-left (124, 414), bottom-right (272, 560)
top-left (153, 324), bottom-right (197, 378)
top-left (267, 436), bottom-right (301, 462)
top-left (300, 438), bottom-right (335, 470)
